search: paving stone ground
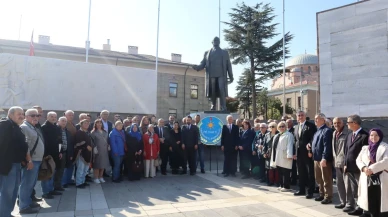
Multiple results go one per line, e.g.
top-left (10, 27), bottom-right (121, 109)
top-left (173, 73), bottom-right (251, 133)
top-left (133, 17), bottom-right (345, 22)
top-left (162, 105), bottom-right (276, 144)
top-left (12, 170), bottom-right (347, 217)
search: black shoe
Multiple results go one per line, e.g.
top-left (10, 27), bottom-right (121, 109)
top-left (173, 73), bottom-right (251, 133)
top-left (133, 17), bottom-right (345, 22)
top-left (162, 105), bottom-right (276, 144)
top-left (294, 191), bottom-right (306, 196)
top-left (49, 191), bottom-right (62, 196)
top-left (112, 179), bottom-right (121, 183)
top-left (162, 172), bottom-right (167, 175)
top-left (19, 207), bottom-right (39, 214)
top-left (180, 171), bottom-right (187, 175)
top-left (335, 204), bottom-right (346, 209)
top-left (172, 170), bottom-right (178, 175)
top-left (76, 184), bottom-right (85, 189)
top-left (221, 171), bottom-right (226, 175)
top-left (315, 196), bottom-right (324, 202)
top-left (348, 208), bottom-right (363, 216)
top-left (241, 175), bottom-right (250, 179)
top-left (321, 199), bottom-right (332, 204)
top-left (343, 207), bottom-right (354, 213)
top-left (190, 172), bottom-right (195, 176)
top-left (224, 174), bottom-right (230, 177)
top-left (54, 187), bottom-right (65, 191)
top-left (201, 169), bottom-right (205, 174)
top-left (83, 182), bottom-right (90, 186)
top-left (31, 196), bottom-right (43, 202)
top-left (68, 182), bottom-right (76, 186)
top-left (306, 194), bottom-right (313, 199)
top-left (42, 194), bottom-right (54, 199)
top-left (62, 184), bottom-right (69, 189)
top-left (231, 174), bottom-right (236, 177)
top-left (30, 202), bottom-right (41, 208)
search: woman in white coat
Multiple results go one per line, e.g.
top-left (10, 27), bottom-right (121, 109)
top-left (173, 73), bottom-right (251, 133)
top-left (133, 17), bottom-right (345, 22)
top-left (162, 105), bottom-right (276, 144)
top-left (356, 128), bottom-right (388, 217)
top-left (270, 121), bottom-right (294, 192)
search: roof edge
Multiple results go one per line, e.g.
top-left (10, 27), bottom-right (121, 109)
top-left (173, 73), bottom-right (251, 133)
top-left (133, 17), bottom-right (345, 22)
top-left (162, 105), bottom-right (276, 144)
top-left (316, 0), bottom-right (370, 15)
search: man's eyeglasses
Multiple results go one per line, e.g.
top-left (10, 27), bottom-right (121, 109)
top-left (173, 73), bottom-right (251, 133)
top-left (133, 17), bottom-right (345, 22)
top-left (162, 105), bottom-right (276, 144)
top-left (269, 126), bottom-right (275, 128)
top-left (28, 114), bottom-right (41, 118)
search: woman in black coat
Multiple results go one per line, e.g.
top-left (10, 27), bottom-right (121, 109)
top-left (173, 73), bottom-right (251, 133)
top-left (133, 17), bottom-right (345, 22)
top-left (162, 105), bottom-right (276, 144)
top-left (125, 124), bottom-right (143, 181)
top-left (170, 122), bottom-right (183, 174)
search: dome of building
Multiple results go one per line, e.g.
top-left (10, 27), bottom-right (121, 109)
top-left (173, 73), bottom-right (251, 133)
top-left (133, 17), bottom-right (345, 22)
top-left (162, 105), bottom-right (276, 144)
top-left (290, 67), bottom-right (301, 72)
top-left (286, 54), bottom-right (318, 68)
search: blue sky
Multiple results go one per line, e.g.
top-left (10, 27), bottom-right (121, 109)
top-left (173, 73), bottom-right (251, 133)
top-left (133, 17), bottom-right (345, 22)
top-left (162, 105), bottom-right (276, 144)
top-left (1, 0), bottom-right (356, 97)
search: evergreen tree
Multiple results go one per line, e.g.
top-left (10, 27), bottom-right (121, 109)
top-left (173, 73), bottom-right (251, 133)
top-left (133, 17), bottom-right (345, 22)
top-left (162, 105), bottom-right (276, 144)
top-left (224, 2), bottom-right (293, 118)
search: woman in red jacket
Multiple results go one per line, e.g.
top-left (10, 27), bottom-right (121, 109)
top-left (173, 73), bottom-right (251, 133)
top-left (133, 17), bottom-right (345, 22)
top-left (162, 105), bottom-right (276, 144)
top-left (143, 124), bottom-right (160, 178)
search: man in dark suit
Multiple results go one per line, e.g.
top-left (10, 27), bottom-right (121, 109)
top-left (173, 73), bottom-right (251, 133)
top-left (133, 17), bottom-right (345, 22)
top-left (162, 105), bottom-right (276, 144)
top-left (287, 119), bottom-right (297, 185)
top-left (294, 111), bottom-right (317, 199)
top-left (343, 114), bottom-right (368, 215)
top-left (221, 115), bottom-right (239, 177)
top-left (181, 116), bottom-right (198, 175)
top-left (155, 118), bottom-right (171, 175)
top-left (311, 113), bottom-right (333, 204)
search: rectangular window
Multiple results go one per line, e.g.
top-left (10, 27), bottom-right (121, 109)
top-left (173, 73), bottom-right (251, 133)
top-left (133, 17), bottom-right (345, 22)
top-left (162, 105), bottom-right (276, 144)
top-left (190, 84), bottom-right (198, 99)
top-left (169, 83), bottom-right (178, 97)
top-left (286, 98), bottom-right (291, 105)
top-left (298, 96), bottom-right (301, 109)
top-left (169, 109), bottom-right (177, 118)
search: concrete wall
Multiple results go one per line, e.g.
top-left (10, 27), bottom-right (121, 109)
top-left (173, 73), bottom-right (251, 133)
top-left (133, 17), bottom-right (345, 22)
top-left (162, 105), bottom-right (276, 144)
top-left (317, 0), bottom-right (388, 118)
top-left (0, 53), bottom-right (157, 114)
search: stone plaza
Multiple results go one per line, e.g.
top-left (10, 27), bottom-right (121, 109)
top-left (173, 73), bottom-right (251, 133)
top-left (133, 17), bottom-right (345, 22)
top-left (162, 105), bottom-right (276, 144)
top-left (13, 169), bottom-right (349, 217)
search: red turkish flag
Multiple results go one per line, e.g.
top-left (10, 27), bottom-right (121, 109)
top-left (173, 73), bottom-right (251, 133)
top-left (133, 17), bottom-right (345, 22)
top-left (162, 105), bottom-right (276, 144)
top-left (29, 30), bottom-right (34, 56)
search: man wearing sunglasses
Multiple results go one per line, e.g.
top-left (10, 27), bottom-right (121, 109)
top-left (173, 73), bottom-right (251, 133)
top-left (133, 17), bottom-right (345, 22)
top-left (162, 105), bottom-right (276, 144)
top-left (294, 111), bottom-right (317, 199)
top-left (19, 109), bottom-right (45, 214)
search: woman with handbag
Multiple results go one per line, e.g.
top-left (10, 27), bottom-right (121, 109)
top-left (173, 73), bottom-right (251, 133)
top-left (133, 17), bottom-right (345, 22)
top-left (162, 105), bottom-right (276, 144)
top-left (143, 124), bottom-right (160, 178)
top-left (109, 121), bottom-right (126, 183)
top-left (90, 119), bottom-right (110, 184)
top-left (125, 124), bottom-right (143, 181)
top-left (356, 128), bottom-right (388, 217)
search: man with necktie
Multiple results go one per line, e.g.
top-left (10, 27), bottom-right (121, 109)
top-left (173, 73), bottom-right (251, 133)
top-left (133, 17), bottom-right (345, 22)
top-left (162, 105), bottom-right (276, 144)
top-left (221, 115), bottom-right (239, 177)
top-left (294, 111), bottom-right (317, 199)
top-left (343, 114), bottom-right (368, 215)
top-left (181, 116), bottom-right (199, 175)
top-left (155, 119), bottom-right (171, 175)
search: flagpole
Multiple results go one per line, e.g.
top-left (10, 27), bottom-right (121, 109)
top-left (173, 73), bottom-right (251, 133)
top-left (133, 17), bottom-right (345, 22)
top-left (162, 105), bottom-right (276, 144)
top-left (86, 0), bottom-right (91, 63)
top-left (282, 0), bottom-right (286, 116)
top-left (219, 0), bottom-right (221, 38)
top-left (155, 0), bottom-right (160, 73)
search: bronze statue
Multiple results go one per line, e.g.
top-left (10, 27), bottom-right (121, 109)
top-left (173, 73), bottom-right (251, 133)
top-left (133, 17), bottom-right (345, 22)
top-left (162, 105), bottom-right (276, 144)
top-left (193, 37), bottom-right (234, 111)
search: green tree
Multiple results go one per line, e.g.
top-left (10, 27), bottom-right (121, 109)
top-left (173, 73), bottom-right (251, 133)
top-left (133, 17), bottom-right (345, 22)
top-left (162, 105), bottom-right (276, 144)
top-left (235, 68), bottom-right (259, 119)
top-left (224, 2), bottom-right (293, 118)
top-left (226, 97), bottom-right (239, 113)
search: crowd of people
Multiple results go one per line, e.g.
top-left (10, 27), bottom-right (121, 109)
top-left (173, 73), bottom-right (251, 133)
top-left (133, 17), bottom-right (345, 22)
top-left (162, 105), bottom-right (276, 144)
top-left (0, 106), bottom-right (387, 217)
top-left (222, 112), bottom-right (387, 217)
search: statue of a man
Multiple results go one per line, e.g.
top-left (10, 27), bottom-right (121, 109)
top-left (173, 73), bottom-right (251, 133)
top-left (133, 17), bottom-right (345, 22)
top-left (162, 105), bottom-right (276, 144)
top-left (193, 37), bottom-right (234, 111)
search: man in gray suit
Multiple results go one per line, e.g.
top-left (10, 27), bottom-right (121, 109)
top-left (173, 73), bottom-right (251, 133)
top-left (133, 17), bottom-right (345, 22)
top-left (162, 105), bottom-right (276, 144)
top-left (332, 118), bottom-right (349, 209)
top-left (193, 37), bottom-right (234, 111)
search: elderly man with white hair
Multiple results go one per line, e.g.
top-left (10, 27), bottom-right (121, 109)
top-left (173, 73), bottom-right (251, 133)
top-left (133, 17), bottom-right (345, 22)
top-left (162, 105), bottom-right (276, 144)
top-left (57, 116), bottom-right (74, 189)
top-left (41, 111), bottom-right (63, 199)
top-left (221, 115), bottom-right (239, 177)
top-left (0, 106), bottom-right (29, 216)
top-left (18, 109), bottom-right (45, 214)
